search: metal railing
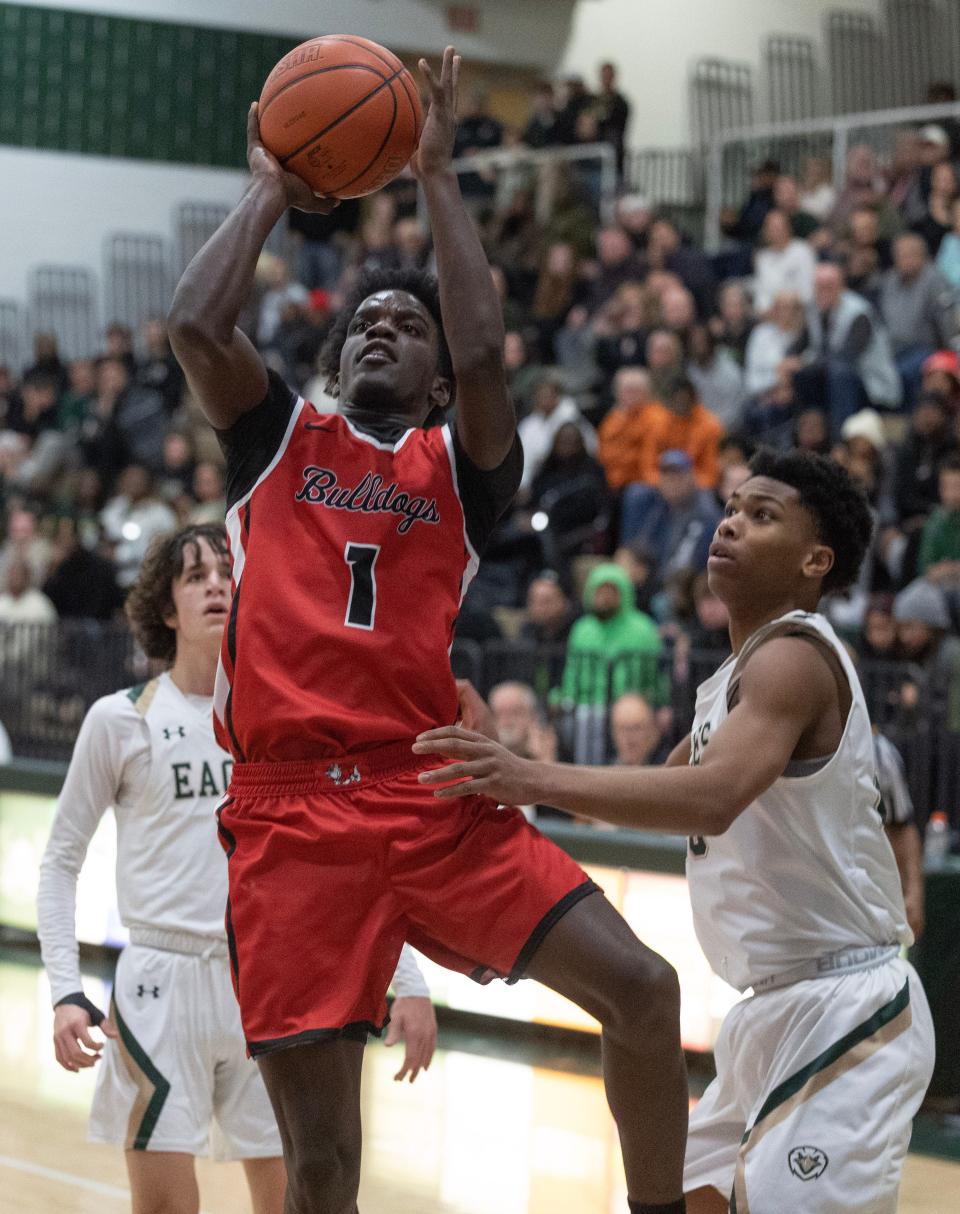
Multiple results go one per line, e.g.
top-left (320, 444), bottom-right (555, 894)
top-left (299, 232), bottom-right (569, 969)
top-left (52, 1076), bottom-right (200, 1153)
top-left (422, 142), bottom-right (619, 227)
top-left (704, 99), bottom-right (960, 250)
top-left (104, 232), bottom-right (172, 332)
top-left (27, 264), bottom-right (99, 361)
top-left (1, 621), bottom-right (956, 831)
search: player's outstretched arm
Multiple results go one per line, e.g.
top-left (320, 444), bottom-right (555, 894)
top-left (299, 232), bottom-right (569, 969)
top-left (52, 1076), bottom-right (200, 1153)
top-left (168, 104), bottom-right (338, 430)
top-left (414, 638), bottom-right (833, 834)
top-left (412, 48), bottom-right (514, 469)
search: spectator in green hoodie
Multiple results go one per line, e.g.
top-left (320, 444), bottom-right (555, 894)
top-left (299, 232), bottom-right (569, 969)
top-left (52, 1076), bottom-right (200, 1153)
top-left (560, 562), bottom-right (664, 762)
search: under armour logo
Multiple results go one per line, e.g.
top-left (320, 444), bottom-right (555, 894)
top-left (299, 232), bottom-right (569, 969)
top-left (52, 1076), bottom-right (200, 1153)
top-left (325, 763), bottom-right (362, 786)
top-left (136, 984), bottom-right (160, 999)
top-left (788, 1145), bottom-right (828, 1181)
top-left (163, 726), bottom-right (186, 740)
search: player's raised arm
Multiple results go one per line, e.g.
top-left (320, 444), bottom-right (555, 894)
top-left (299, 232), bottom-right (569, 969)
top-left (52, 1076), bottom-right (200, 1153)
top-left (168, 104), bottom-right (338, 430)
top-left (412, 48), bottom-right (514, 469)
top-left (414, 637), bottom-right (834, 834)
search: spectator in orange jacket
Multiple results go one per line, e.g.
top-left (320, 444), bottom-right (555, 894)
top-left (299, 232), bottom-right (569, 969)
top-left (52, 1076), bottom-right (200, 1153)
top-left (597, 367), bottom-right (659, 489)
top-left (638, 375), bottom-right (724, 488)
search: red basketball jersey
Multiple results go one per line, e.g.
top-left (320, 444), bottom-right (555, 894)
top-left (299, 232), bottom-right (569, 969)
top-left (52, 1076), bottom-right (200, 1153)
top-left (214, 374), bottom-right (520, 761)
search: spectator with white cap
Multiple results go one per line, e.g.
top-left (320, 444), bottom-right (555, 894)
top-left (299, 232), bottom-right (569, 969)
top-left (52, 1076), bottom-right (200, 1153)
top-left (840, 406), bottom-right (897, 521)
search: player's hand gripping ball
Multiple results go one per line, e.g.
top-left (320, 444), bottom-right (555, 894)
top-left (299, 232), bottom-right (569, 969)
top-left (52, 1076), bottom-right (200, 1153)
top-left (257, 34), bottom-right (424, 198)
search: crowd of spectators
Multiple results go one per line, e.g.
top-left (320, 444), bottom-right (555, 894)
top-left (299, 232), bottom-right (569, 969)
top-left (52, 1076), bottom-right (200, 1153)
top-left (1, 67), bottom-right (960, 837)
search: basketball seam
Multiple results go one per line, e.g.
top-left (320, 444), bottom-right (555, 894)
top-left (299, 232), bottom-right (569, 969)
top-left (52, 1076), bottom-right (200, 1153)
top-left (260, 62), bottom-right (388, 121)
top-left (275, 66), bottom-right (406, 169)
top-left (259, 33), bottom-right (400, 108)
top-left (330, 36), bottom-right (422, 141)
top-left (332, 82), bottom-right (399, 194)
top-left (319, 35), bottom-right (403, 74)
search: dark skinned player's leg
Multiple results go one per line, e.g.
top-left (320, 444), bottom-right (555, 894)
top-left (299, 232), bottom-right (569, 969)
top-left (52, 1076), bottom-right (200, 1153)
top-left (256, 1038), bottom-right (364, 1214)
top-left (524, 892), bottom-right (688, 1211)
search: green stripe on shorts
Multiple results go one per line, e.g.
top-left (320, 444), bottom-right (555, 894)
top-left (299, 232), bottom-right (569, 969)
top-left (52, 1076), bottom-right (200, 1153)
top-left (113, 1000), bottom-right (172, 1151)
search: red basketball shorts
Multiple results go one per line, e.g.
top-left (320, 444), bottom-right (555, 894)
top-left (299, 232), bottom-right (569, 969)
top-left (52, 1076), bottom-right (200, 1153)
top-left (216, 741), bottom-right (597, 1056)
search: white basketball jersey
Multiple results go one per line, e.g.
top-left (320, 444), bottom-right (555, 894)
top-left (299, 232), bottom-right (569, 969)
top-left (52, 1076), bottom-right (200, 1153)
top-left (115, 673), bottom-right (232, 939)
top-left (686, 611), bottom-right (910, 992)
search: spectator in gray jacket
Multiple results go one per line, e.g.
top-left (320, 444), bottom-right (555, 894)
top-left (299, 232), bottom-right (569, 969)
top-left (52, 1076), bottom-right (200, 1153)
top-left (879, 233), bottom-right (959, 409)
top-left (791, 261), bottom-right (901, 436)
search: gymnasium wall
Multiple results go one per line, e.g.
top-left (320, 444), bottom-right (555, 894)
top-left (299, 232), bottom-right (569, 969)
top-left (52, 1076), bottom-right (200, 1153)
top-left (16, 0), bottom-right (577, 69)
top-left (561, 0), bottom-right (884, 148)
top-left (0, 144), bottom-right (247, 307)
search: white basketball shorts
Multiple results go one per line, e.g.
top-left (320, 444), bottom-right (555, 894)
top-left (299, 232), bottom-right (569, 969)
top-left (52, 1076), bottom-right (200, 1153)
top-left (88, 942), bottom-right (281, 1159)
top-left (684, 957), bottom-right (935, 1213)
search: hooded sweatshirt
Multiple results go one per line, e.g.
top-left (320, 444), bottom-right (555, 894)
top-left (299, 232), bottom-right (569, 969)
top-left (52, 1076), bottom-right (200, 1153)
top-left (560, 563), bottom-right (664, 707)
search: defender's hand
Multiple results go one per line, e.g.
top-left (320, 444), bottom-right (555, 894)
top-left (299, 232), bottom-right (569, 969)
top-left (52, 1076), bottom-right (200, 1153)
top-left (385, 996), bottom-right (437, 1082)
top-left (411, 47), bottom-right (461, 180)
top-left (246, 102), bottom-right (340, 214)
top-left (413, 726), bottom-right (539, 805)
top-left (53, 1004), bottom-right (117, 1072)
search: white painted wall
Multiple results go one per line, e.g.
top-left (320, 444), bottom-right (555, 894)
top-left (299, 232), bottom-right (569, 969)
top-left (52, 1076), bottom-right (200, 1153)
top-left (21, 0), bottom-right (576, 69)
top-left (561, 0), bottom-right (883, 147)
top-left (0, 145), bottom-right (247, 304)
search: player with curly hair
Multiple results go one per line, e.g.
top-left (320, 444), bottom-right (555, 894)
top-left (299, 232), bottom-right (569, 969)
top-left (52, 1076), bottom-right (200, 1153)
top-left (37, 524), bottom-right (436, 1214)
top-left (417, 449), bottom-right (936, 1214)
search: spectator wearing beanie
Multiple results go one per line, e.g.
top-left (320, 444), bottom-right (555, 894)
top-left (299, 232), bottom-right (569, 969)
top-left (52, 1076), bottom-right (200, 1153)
top-left (840, 407), bottom-right (896, 522)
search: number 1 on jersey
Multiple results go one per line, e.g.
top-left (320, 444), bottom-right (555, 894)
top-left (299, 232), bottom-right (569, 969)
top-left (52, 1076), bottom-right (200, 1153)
top-left (344, 543), bottom-right (380, 630)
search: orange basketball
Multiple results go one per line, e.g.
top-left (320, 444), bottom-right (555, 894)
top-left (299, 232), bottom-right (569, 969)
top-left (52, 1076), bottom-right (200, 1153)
top-left (258, 35), bottom-right (424, 200)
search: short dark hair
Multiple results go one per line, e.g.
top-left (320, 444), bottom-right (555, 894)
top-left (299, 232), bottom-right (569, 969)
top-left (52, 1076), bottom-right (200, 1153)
top-left (319, 266), bottom-right (454, 392)
top-left (940, 454), bottom-right (960, 474)
top-left (748, 448), bottom-right (874, 593)
top-left (125, 523), bottom-right (229, 662)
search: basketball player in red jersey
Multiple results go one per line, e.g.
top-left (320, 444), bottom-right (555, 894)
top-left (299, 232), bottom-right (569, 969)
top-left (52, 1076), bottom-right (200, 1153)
top-left (169, 49), bottom-right (688, 1214)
